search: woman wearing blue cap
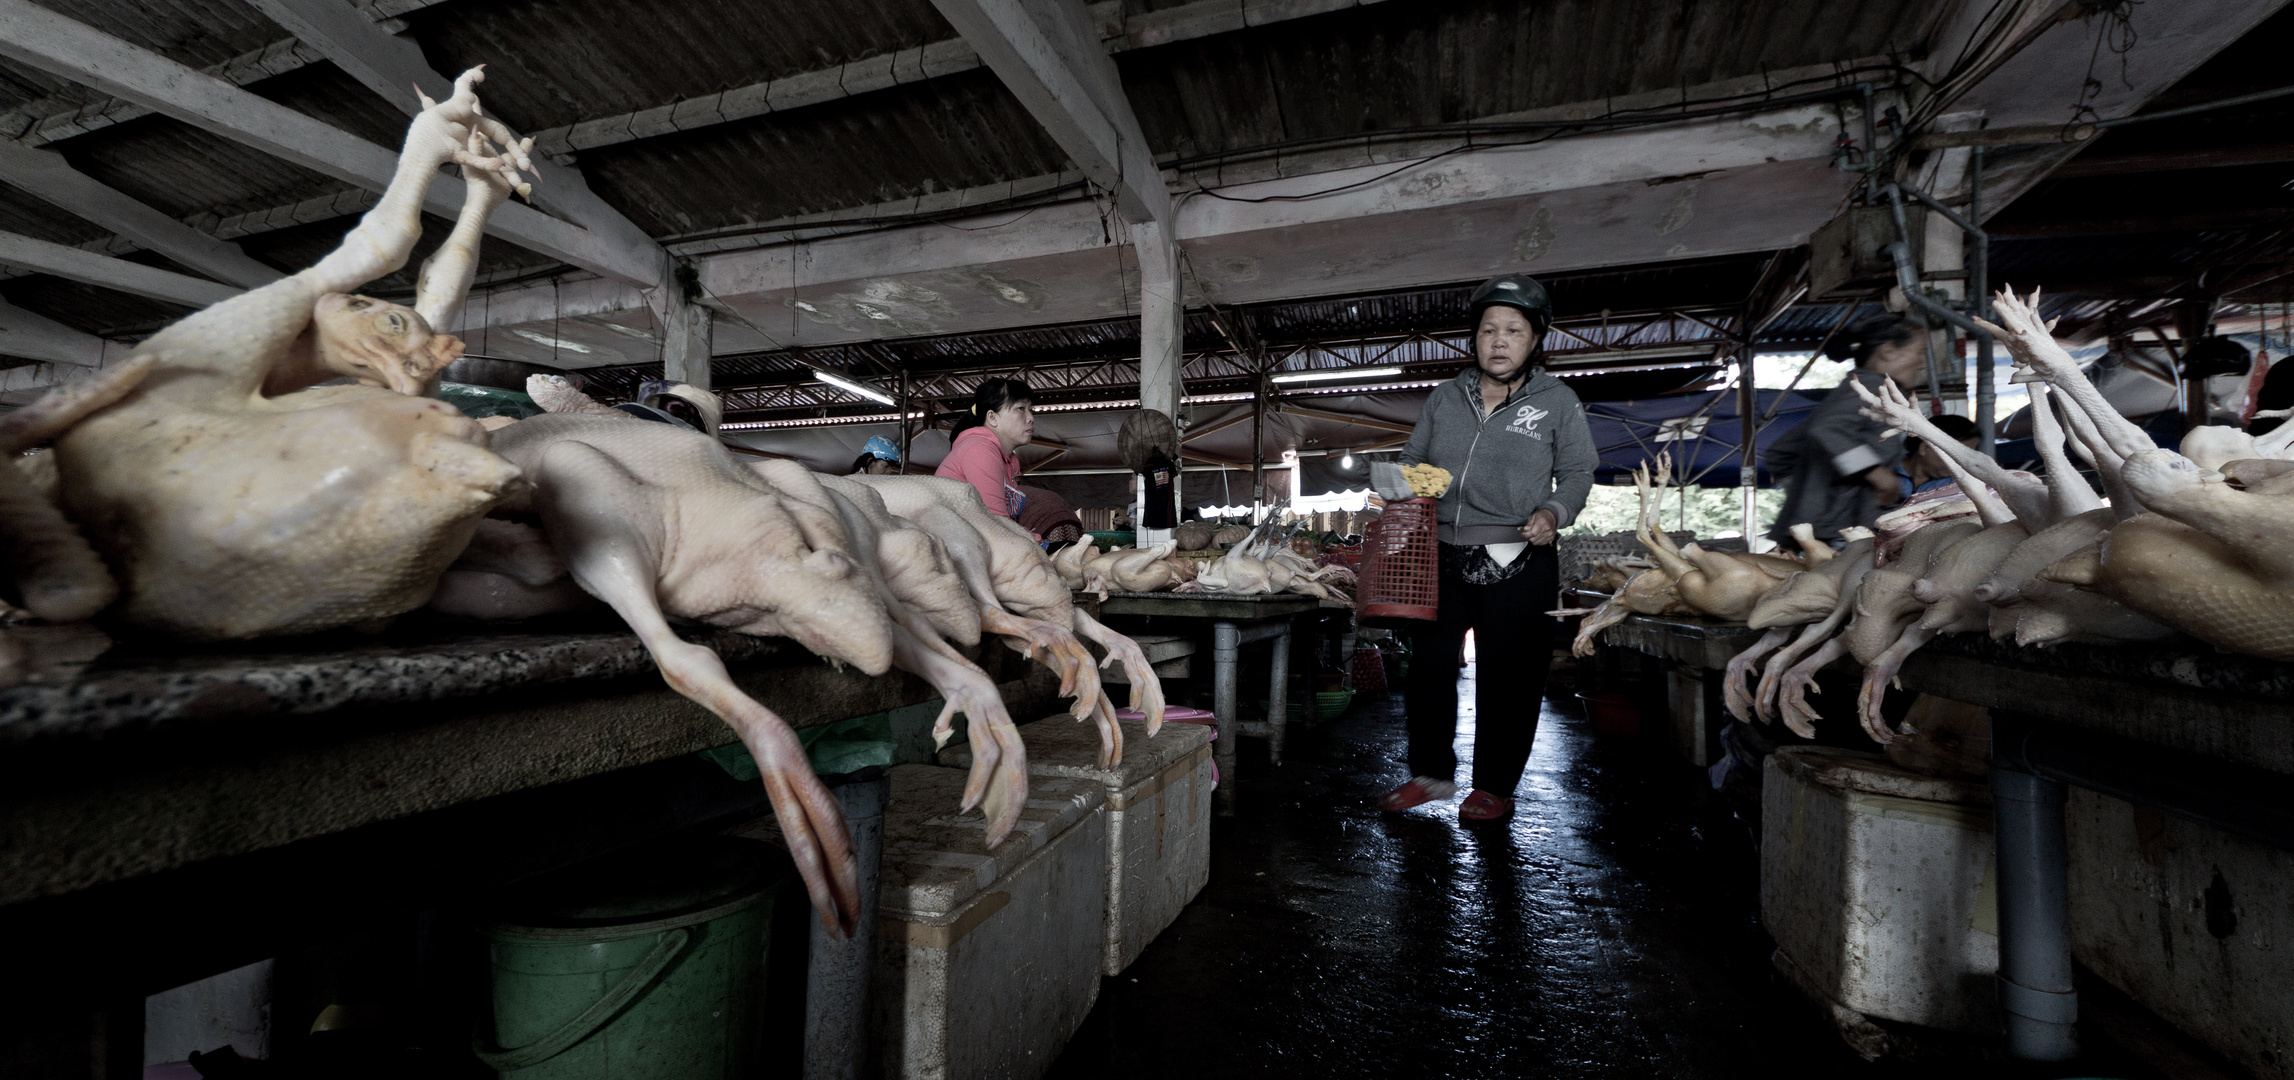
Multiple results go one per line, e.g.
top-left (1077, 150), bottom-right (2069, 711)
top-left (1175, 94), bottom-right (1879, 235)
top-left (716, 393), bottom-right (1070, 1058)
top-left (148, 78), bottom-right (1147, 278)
top-left (852, 435), bottom-right (903, 475)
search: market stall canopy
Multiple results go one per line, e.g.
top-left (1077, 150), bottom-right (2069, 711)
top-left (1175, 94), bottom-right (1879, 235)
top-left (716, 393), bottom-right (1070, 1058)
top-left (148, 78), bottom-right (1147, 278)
top-left (1586, 388), bottom-right (1823, 489)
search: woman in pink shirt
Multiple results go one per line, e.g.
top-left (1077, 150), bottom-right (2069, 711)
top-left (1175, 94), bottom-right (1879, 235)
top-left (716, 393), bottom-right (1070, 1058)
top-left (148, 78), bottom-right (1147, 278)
top-left (936, 378), bottom-right (1035, 529)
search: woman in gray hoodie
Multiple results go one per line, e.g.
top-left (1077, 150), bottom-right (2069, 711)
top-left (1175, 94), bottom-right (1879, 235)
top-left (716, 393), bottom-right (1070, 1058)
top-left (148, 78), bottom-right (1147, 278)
top-left (1382, 275), bottom-right (1597, 824)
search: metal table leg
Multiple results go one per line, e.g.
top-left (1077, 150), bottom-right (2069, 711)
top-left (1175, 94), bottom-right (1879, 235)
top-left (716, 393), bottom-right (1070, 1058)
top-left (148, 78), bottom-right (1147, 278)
top-left (1992, 726), bottom-right (2079, 1062)
top-left (1213, 619), bottom-right (1240, 816)
top-left (1267, 623), bottom-right (1292, 765)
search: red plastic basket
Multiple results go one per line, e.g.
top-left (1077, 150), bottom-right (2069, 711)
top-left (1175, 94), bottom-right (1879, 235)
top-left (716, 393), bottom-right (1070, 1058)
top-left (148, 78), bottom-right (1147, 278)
top-left (1357, 496), bottom-right (1439, 626)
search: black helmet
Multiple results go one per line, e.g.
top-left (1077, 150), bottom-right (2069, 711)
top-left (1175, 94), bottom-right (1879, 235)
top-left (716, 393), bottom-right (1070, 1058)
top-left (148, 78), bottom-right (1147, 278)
top-left (1468, 274), bottom-right (1553, 336)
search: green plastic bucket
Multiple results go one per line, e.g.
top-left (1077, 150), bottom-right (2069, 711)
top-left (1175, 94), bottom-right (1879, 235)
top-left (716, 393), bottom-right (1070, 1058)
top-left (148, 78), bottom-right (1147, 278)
top-left (477, 838), bottom-right (777, 1079)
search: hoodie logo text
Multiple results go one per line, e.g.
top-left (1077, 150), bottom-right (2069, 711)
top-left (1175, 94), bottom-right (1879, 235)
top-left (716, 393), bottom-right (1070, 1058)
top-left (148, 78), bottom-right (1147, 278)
top-left (1506, 402), bottom-right (1549, 439)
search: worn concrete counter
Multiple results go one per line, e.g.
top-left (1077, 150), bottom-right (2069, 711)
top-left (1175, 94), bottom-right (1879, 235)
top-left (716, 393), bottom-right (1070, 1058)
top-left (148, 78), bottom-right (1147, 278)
top-left (0, 612), bottom-right (1059, 1015)
top-left (1601, 614), bottom-right (1770, 671)
top-left (1603, 613), bottom-right (2294, 767)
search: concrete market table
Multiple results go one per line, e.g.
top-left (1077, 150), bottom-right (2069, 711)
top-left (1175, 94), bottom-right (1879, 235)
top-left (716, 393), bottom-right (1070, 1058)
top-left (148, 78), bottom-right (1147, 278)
top-left (1602, 614), bottom-right (2294, 1063)
top-left (0, 613), bottom-right (1058, 1070)
top-left (1598, 612), bottom-right (1770, 765)
top-left (1095, 591), bottom-right (1322, 814)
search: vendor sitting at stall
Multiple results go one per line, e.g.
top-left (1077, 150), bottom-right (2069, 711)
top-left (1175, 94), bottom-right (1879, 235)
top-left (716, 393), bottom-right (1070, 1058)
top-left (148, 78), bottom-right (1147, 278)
top-left (852, 434), bottom-right (903, 475)
top-left (936, 377), bottom-right (1036, 533)
top-left (1764, 315), bottom-right (1926, 545)
top-left (1381, 274), bottom-right (1597, 825)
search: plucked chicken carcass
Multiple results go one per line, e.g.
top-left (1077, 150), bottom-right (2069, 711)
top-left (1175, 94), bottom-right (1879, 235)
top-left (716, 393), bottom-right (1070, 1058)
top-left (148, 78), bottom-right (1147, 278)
top-left (1559, 564), bottom-right (1693, 657)
top-left (812, 474), bottom-right (982, 648)
top-left (758, 464), bottom-right (1029, 819)
top-left (438, 412), bottom-right (1025, 935)
top-left (1630, 461), bottom-right (1798, 621)
top-left (1080, 541), bottom-right (1184, 597)
top-left (1965, 285), bottom-right (2294, 660)
top-left (2043, 451), bottom-right (2294, 659)
top-left (1052, 538), bottom-right (1098, 589)
top-left (1771, 519), bottom-right (1976, 738)
top-left (851, 475), bottom-right (1169, 743)
top-left (1723, 529), bottom-right (1874, 722)
top-left (54, 70), bottom-right (530, 639)
top-left (0, 358), bottom-right (155, 625)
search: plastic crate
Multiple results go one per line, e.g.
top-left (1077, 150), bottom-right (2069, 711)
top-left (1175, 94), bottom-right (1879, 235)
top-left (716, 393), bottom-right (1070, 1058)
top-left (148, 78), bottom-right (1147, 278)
top-left (1356, 497), bottom-right (1438, 626)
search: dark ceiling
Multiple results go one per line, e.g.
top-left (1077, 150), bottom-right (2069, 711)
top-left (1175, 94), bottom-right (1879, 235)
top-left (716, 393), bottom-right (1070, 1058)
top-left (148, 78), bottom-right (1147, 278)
top-left (0, 0), bottom-right (1958, 341)
top-left (2, 0), bottom-right (2289, 426)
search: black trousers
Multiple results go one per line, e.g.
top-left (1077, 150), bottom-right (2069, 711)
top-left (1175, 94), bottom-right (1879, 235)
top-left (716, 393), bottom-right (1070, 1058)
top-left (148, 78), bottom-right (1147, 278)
top-left (1404, 544), bottom-right (1560, 796)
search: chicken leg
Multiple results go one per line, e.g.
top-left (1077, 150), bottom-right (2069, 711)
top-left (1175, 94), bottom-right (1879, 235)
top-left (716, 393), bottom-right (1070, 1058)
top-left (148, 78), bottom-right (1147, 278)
top-left (525, 437), bottom-right (861, 935)
top-left (1722, 627), bottom-right (1793, 723)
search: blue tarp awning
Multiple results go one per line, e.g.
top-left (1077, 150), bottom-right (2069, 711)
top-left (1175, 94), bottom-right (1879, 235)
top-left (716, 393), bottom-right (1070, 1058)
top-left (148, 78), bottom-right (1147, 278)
top-left (1587, 387), bottom-right (1826, 488)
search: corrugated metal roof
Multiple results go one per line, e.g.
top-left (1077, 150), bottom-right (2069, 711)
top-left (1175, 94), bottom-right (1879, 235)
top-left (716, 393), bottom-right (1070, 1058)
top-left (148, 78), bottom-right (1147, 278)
top-left (579, 68), bottom-right (1071, 235)
top-left (0, 273), bottom-right (196, 336)
top-left (58, 109), bottom-right (348, 221)
top-left (401, 0), bottom-right (955, 133)
top-left (1118, 0), bottom-right (1945, 161)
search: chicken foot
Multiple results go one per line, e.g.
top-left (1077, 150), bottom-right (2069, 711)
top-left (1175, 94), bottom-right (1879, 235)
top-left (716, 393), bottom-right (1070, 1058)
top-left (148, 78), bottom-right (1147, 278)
top-left (979, 606), bottom-right (1101, 718)
top-left (891, 618), bottom-right (1030, 844)
top-left (1856, 624), bottom-right (1936, 744)
top-left (1723, 627), bottom-right (1793, 723)
top-left (1854, 376), bottom-right (2050, 526)
top-left (1073, 608), bottom-right (1166, 737)
top-left (1755, 552), bottom-right (1877, 723)
top-left (1975, 288), bottom-right (2158, 464)
top-left (1774, 637), bottom-right (1849, 738)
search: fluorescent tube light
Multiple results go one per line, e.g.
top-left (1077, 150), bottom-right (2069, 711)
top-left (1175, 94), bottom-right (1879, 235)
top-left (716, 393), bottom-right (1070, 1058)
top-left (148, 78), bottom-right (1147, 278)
top-left (813, 369), bottom-right (896, 405)
top-left (1269, 365), bottom-right (1403, 384)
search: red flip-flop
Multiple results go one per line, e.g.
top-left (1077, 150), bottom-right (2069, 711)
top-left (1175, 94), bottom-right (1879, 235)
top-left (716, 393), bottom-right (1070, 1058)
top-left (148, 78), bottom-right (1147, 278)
top-left (1459, 790), bottom-right (1515, 823)
top-left (1379, 777), bottom-right (1457, 812)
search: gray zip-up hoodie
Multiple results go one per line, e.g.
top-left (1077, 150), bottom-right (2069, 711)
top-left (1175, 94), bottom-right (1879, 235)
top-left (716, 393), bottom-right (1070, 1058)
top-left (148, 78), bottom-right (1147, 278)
top-left (1400, 367), bottom-right (1598, 545)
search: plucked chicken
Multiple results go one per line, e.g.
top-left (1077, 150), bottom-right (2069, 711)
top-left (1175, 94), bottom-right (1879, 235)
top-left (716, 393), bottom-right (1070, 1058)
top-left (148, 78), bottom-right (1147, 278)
top-left (1632, 461), bottom-right (1797, 620)
top-left (851, 475), bottom-right (1169, 744)
top-left (0, 358), bottom-right (154, 625)
top-left (54, 71), bottom-right (530, 639)
top-left (443, 412), bottom-right (932, 935)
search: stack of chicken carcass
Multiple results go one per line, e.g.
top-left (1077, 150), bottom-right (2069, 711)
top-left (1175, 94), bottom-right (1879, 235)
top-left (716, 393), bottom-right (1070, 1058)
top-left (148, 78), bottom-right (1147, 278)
top-left (1050, 522), bottom-right (1356, 602)
top-left (0, 71), bottom-right (1172, 938)
top-left (1569, 287), bottom-right (2294, 748)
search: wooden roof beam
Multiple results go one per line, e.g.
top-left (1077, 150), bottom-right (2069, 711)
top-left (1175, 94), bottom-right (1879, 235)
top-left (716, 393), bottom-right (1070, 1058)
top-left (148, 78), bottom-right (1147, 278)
top-left (0, 298), bottom-right (107, 367)
top-left (241, 0), bottom-right (667, 277)
top-left (0, 0), bottom-right (667, 290)
top-left (0, 140), bottom-right (281, 289)
top-left (929, 0), bottom-right (1169, 227)
top-left (0, 230), bottom-right (241, 308)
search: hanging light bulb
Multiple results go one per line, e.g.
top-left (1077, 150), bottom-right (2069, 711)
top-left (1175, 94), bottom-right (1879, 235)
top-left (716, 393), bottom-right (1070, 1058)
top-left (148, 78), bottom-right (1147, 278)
top-left (1340, 449), bottom-right (1356, 469)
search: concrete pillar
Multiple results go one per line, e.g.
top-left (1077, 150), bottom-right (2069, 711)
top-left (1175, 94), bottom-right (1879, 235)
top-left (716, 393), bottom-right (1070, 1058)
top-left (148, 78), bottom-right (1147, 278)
top-left (1134, 219), bottom-right (1182, 420)
top-left (663, 292), bottom-right (713, 390)
top-left (804, 772), bottom-right (888, 1080)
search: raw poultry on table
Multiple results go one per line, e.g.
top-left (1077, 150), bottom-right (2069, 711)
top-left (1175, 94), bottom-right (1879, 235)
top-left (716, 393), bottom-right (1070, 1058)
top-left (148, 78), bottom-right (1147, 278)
top-left (848, 474), bottom-right (1169, 744)
top-left (1732, 287), bottom-right (2242, 744)
top-left (1173, 521), bottom-right (1353, 601)
top-left (50, 69), bottom-right (532, 641)
top-left (1975, 289), bottom-right (2294, 661)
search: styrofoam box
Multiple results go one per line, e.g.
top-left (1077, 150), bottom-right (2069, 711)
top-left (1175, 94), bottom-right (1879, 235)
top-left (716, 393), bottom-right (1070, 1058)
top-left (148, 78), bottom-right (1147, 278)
top-left (875, 765), bottom-right (1108, 1080)
top-left (944, 714), bottom-right (1214, 975)
top-left (1761, 746), bottom-right (2001, 1032)
top-left (2068, 787), bottom-right (2294, 1080)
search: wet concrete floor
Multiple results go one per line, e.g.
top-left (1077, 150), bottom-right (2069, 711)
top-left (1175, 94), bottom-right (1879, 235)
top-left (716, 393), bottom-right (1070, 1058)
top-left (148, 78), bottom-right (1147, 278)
top-left (1049, 662), bottom-right (2171, 1080)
